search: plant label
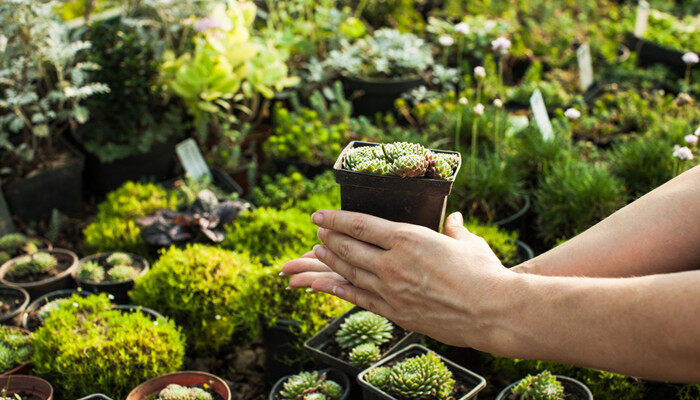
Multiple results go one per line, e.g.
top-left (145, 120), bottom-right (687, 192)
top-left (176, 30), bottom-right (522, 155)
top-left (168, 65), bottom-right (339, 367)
top-left (634, 0), bottom-right (650, 37)
top-left (176, 138), bottom-right (211, 180)
top-left (577, 43), bottom-right (594, 91)
top-left (0, 185), bottom-right (15, 235)
top-left (530, 89), bottom-right (553, 141)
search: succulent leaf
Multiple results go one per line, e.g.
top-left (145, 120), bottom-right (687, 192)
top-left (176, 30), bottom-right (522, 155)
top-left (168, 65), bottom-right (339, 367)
top-left (335, 311), bottom-right (393, 349)
top-left (349, 342), bottom-right (382, 368)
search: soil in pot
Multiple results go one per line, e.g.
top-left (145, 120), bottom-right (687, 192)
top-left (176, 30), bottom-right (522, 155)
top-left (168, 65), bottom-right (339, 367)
top-left (0, 286), bottom-right (30, 324)
top-left (0, 293), bottom-right (23, 317)
top-left (75, 252), bottom-right (148, 304)
top-left (2, 391), bottom-right (43, 400)
top-left (0, 375), bottom-right (53, 400)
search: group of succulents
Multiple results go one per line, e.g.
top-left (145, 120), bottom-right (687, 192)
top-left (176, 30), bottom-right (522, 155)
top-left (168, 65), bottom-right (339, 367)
top-left (510, 370), bottom-right (565, 400)
top-left (156, 384), bottom-right (214, 400)
top-left (365, 352), bottom-right (455, 400)
top-left (9, 252), bottom-right (58, 279)
top-left (77, 252), bottom-right (138, 283)
top-left (336, 311), bottom-right (394, 369)
top-left (342, 142), bottom-right (460, 180)
top-left (278, 371), bottom-right (344, 400)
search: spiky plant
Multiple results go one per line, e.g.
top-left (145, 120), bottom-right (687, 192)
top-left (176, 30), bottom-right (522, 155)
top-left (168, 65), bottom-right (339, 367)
top-left (392, 154), bottom-right (429, 178)
top-left (349, 343), bottom-right (382, 369)
top-left (427, 157), bottom-right (453, 180)
top-left (108, 264), bottom-right (137, 281)
top-left (388, 352), bottom-right (455, 400)
top-left (78, 261), bottom-right (105, 282)
top-left (11, 252), bottom-right (57, 277)
top-left (335, 311), bottom-right (393, 350)
top-left (158, 384), bottom-right (213, 400)
top-left (105, 252), bottom-right (132, 267)
top-left (511, 370), bottom-right (565, 400)
top-left (365, 366), bottom-right (391, 390)
top-left (356, 159), bottom-right (391, 175)
top-left (343, 146), bottom-right (382, 170)
top-left (279, 371), bottom-right (344, 400)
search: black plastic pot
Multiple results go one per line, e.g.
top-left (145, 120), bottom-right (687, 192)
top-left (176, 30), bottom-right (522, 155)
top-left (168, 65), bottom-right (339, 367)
top-left (82, 138), bottom-right (178, 196)
top-left (270, 369), bottom-right (351, 400)
top-left (357, 344), bottom-right (486, 400)
top-left (493, 194), bottom-right (531, 234)
top-left (21, 289), bottom-right (93, 331)
top-left (341, 75), bottom-right (425, 116)
top-left (2, 139), bottom-right (84, 221)
top-left (333, 142), bottom-right (462, 232)
top-left (113, 304), bottom-right (164, 321)
top-left (494, 375), bottom-right (593, 400)
top-left (0, 285), bottom-right (30, 326)
top-left (0, 249), bottom-right (79, 300)
top-left (305, 307), bottom-right (422, 377)
top-left (74, 253), bottom-right (149, 304)
top-left (263, 318), bottom-right (314, 384)
top-left (77, 395), bottom-right (114, 400)
top-left (516, 240), bottom-right (535, 263)
top-left (625, 33), bottom-right (689, 76)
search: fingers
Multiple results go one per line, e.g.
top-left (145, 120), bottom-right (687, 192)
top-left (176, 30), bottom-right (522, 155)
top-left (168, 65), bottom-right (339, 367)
top-left (443, 212), bottom-right (471, 241)
top-left (287, 271), bottom-right (347, 289)
top-left (316, 228), bottom-right (385, 275)
top-left (311, 277), bottom-right (393, 317)
top-left (313, 244), bottom-right (381, 292)
top-left (300, 250), bottom-right (318, 259)
top-left (312, 209), bottom-right (400, 250)
top-left (282, 257), bottom-right (331, 275)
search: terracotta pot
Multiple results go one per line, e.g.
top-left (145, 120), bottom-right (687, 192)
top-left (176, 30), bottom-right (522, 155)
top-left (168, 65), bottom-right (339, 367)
top-left (0, 326), bottom-right (32, 376)
top-left (126, 371), bottom-right (231, 400)
top-left (0, 375), bottom-right (54, 400)
top-left (0, 249), bottom-right (79, 300)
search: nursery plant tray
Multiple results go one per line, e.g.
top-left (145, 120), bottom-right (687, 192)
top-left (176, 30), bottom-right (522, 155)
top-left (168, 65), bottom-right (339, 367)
top-left (357, 344), bottom-right (486, 400)
top-left (304, 306), bottom-right (422, 377)
top-left (333, 142), bottom-right (461, 232)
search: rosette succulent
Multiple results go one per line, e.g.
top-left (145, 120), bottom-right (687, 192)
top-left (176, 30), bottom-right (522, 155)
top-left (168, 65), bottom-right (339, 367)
top-left (342, 142), bottom-right (458, 180)
top-left (335, 311), bottom-right (393, 350)
top-left (366, 352), bottom-right (455, 400)
top-left (349, 343), bottom-right (382, 369)
top-left (279, 371), bottom-right (344, 400)
top-left (11, 252), bottom-right (57, 277)
top-left (158, 384), bottom-right (213, 400)
top-left (78, 261), bottom-right (105, 282)
top-left (106, 252), bottom-right (132, 266)
top-left (511, 370), bottom-right (565, 400)
top-left (108, 264), bottom-right (137, 281)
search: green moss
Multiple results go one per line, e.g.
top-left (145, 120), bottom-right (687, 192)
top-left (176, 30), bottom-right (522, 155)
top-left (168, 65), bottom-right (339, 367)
top-left (32, 294), bottom-right (185, 399)
top-left (464, 219), bottom-right (520, 266)
top-left (83, 218), bottom-right (147, 255)
top-left (77, 261), bottom-right (105, 282)
top-left (250, 169), bottom-right (338, 210)
top-left (11, 252), bottom-right (57, 277)
top-left (107, 264), bottom-right (137, 281)
top-left (0, 326), bottom-right (32, 373)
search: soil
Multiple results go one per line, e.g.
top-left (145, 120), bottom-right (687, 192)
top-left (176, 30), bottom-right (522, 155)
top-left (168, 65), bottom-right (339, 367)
top-left (4, 253), bottom-right (72, 284)
top-left (0, 293), bottom-right (23, 316)
top-left (318, 324), bottom-right (411, 364)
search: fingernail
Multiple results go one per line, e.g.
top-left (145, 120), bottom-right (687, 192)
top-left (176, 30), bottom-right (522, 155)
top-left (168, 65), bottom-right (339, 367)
top-left (333, 285), bottom-right (345, 296)
top-left (312, 212), bottom-right (323, 225)
top-left (317, 227), bottom-right (327, 240)
top-left (306, 288), bottom-right (314, 292)
top-left (285, 286), bottom-right (291, 290)
top-left (450, 211), bottom-right (464, 225)
top-left (278, 271), bottom-right (285, 276)
top-left (314, 245), bottom-right (327, 259)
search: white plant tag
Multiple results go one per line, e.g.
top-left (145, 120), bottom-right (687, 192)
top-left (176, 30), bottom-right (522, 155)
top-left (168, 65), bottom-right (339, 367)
top-left (176, 138), bottom-right (211, 180)
top-left (635, 0), bottom-right (650, 37)
top-left (0, 185), bottom-right (15, 235)
top-left (577, 43), bottom-right (594, 91)
top-left (530, 89), bottom-right (553, 141)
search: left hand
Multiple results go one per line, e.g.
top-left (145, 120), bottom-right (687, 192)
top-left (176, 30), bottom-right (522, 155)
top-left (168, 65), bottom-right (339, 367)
top-left (282, 209), bottom-right (517, 348)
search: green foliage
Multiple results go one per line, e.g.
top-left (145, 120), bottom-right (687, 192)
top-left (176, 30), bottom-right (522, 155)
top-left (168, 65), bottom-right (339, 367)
top-left (336, 311), bottom-right (394, 350)
top-left (0, 234), bottom-right (40, 265)
top-left (83, 218), bottom-right (147, 255)
top-left (369, 352), bottom-right (455, 400)
top-left (108, 264), bottom-right (137, 281)
top-left (158, 384), bottom-right (213, 400)
top-left (534, 159), bottom-right (627, 243)
top-left (32, 294), bottom-right (185, 400)
top-left (0, 326), bottom-right (32, 373)
top-left (511, 370), bottom-right (564, 400)
top-left (77, 261), bottom-right (105, 282)
top-left (608, 135), bottom-right (674, 198)
top-left (250, 169), bottom-right (338, 210)
top-left (11, 252), bottom-right (57, 278)
top-left (130, 244), bottom-right (261, 354)
top-left (279, 371), bottom-right (344, 400)
top-left (506, 63), bottom-right (574, 109)
top-left (349, 343), bottom-right (382, 369)
top-left (223, 207), bottom-right (319, 261)
top-left (677, 384), bottom-right (700, 400)
top-left (464, 219), bottom-right (519, 266)
top-left (505, 126), bottom-right (572, 184)
top-left (348, 0), bottom-right (426, 32)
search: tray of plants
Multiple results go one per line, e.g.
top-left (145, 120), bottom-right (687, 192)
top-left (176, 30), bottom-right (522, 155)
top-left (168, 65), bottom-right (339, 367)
top-left (357, 344), bottom-right (486, 400)
top-left (333, 142), bottom-right (461, 232)
top-left (495, 370), bottom-right (593, 400)
top-left (126, 371), bottom-right (231, 400)
top-left (0, 250), bottom-right (79, 300)
top-left (270, 369), bottom-right (351, 400)
top-left (74, 252), bottom-right (149, 304)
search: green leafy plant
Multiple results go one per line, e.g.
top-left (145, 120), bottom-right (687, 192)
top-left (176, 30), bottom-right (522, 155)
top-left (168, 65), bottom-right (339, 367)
top-left (464, 219), bottom-right (520, 266)
top-left (32, 294), bottom-right (185, 399)
top-left (511, 370), bottom-right (564, 400)
top-left (365, 352), bottom-right (455, 400)
top-left (107, 264), bottom-right (137, 281)
top-left (130, 244), bottom-right (261, 354)
top-left (278, 370), bottom-right (344, 400)
top-left (336, 311), bottom-right (394, 350)
top-left (0, 326), bottom-right (32, 373)
top-left (251, 169), bottom-right (338, 210)
top-left (105, 252), bottom-right (131, 266)
top-left (349, 343), bottom-right (382, 369)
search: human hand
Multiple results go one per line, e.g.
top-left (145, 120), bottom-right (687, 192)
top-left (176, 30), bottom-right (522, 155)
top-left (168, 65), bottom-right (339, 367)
top-left (282, 210), bottom-right (518, 348)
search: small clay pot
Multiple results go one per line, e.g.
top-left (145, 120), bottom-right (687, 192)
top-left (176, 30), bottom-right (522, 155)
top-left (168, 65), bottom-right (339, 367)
top-left (0, 375), bottom-right (54, 400)
top-left (125, 371), bottom-right (231, 400)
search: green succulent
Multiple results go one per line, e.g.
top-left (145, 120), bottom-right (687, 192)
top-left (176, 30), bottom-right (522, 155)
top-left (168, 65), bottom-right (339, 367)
top-left (158, 384), bottom-right (213, 400)
top-left (78, 261), bottom-right (105, 282)
top-left (105, 252), bottom-right (132, 267)
top-left (343, 143), bottom-right (454, 180)
top-left (304, 394), bottom-right (327, 400)
top-left (511, 370), bottom-right (565, 400)
top-left (343, 146), bottom-right (381, 170)
top-left (365, 366), bottom-right (391, 390)
top-left (11, 252), bottom-right (57, 277)
top-left (388, 352), bottom-right (455, 400)
top-left (336, 311), bottom-right (393, 350)
top-left (426, 157), bottom-right (453, 180)
top-left (356, 159), bottom-right (391, 175)
top-left (107, 264), bottom-right (137, 281)
top-left (349, 343), bottom-right (382, 369)
top-left (279, 371), bottom-right (343, 400)
top-left (0, 233), bottom-right (37, 253)
top-left (320, 381), bottom-right (343, 400)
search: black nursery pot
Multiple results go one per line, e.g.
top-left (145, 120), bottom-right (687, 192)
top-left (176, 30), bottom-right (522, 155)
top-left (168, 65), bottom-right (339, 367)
top-left (113, 304), bottom-right (165, 321)
top-left (77, 395), bottom-right (114, 400)
top-left (357, 344), bottom-right (486, 400)
top-left (333, 142), bottom-right (461, 232)
top-left (21, 289), bottom-right (93, 331)
top-left (304, 307), bottom-right (423, 378)
top-left (494, 375), bottom-right (593, 400)
top-left (341, 75), bottom-right (424, 117)
top-left (73, 253), bottom-right (149, 304)
top-left (624, 33), bottom-right (689, 76)
top-left (269, 369), bottom-right (351, 400)
top-left (0, 285), bottom-right (30, 326)
top-left (263, 318), bottom-right (315, 384)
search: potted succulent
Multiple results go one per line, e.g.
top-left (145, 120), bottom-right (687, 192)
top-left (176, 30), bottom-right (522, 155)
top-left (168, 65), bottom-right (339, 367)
top-left (270, 369), bottom-right (351, 400)
top-left (0, 286), bottom-right (30, 326)
top-left (0, 1), bottom-right (107, 221)
top-left (495, 370), bottom-right (593, 400)
top-left (357, 344), bottom-right (486, 400)
top-left (333, 141), bottom-right (461, 232)
top-left (305, 308), bottom-right (422, 377)
top-left (0, 325), bottom-right (32, 376)
top-left (0, 234), bottom-right (51, 266)
top-left (0, 376), bottom-right (54, 400)
top-left (21, 289), bottom-right (93, 331)
top-left (323, 29), bottom-right (433, 115)
top-left (126, 372), bottom-right (231, 400)
top-left (0, 250), bottom-right (79, 300)
top-left (74, 252), bottom-right (149, 304)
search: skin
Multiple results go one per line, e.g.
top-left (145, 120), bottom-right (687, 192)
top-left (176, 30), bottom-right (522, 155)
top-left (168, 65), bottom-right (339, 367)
top-left (282, 165), bottom-right (700, 382)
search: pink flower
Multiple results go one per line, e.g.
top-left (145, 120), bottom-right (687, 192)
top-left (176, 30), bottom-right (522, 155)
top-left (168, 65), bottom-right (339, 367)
top-left (491, 36), bottom-right (511, 56)
top-left (473, 66), bottom-right (486, 79)
top-left (682, 52), bottom-right (699, 65)
top-left (194, 16), bottom-right (226, 32)
top-left (493, 98), bottom-right (503, 108)
top-left (455, 22), bottom-right (470, 35)
top-left (672, 146), bottom-right (694, 161)
top-left (473, 104), bottom-right (485, 115)
top-left (564, 108), bottom-right (581, 120)
top-left (685, 134), bottom-right (698, 145)
top-left (695, 126), bottom-right (700, 136)
top-left (459, 97), bottom-right (468, 105)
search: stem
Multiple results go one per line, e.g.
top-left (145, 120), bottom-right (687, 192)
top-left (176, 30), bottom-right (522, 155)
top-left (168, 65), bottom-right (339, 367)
top-left (455, 106), bottom-right (462, 152)
top-left (494, 110), bottom-right (500, 155)
top-left (457, 36), bottom-right (464, 92)
top-left (356, 0), bottom-right (370, 17)
top-left (471, 117), bottom-right (478, 174)
top-left (685, 65), bottom-right (692, 88)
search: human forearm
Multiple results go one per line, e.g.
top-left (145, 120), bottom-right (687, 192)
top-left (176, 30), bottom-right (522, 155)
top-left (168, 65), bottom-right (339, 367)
top-left (513, 166), bottom-right (700, 277)
top-left (481, 270), bottom-right (700, 382)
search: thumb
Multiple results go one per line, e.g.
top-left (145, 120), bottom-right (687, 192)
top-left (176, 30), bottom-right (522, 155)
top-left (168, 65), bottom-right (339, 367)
top-left (444, 212), bottom-right (471, 241)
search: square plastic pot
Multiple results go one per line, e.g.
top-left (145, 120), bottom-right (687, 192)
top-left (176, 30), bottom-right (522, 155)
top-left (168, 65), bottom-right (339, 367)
top-left (269, 369), bottom-right (351, 400)
top-left (357, 344), bottom-right (486, 400)
top-left (333, 142), bottom-right (461, 232)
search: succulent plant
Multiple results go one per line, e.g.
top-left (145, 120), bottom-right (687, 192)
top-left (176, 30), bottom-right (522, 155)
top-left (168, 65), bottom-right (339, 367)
top-left (105, 252), bottom-right (132, 267)
top-left (0, 326), bottom-right (32, 372)
top-left (0, 233), bottom-right (38, 254)
top-left (343, 142), bottom-right (456, 180)
top-left (158, 384), bottom-right (213, 400)
top-left (365, 366), bottom-right (391, 390)
top-left (11, 252), bottom-right (57, 277)
top-left (37, 299), bottom-right (68, 321)
top-left (108, 264), bottom-right (137, 281)
top-left (279, 371), bottom-right (344, 400)
top-left (343, 146), bottom-right (378, 170)
top-left (388, 352), bottom-right (454, 400)
top-left (349, 343), bottom-right (382, 368)
top-left (426, 157), bottom-right (453, 180)
top-left (511, 370), bottom-right (565, 400)
top-left (392, 153), bottom-right (429, 178)
top-left (335, 311), bottom-right (393, 350)
top-left (78, 261), bottom-right (105, 282)
top-left (356, 159), bottom-right (391, 175)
